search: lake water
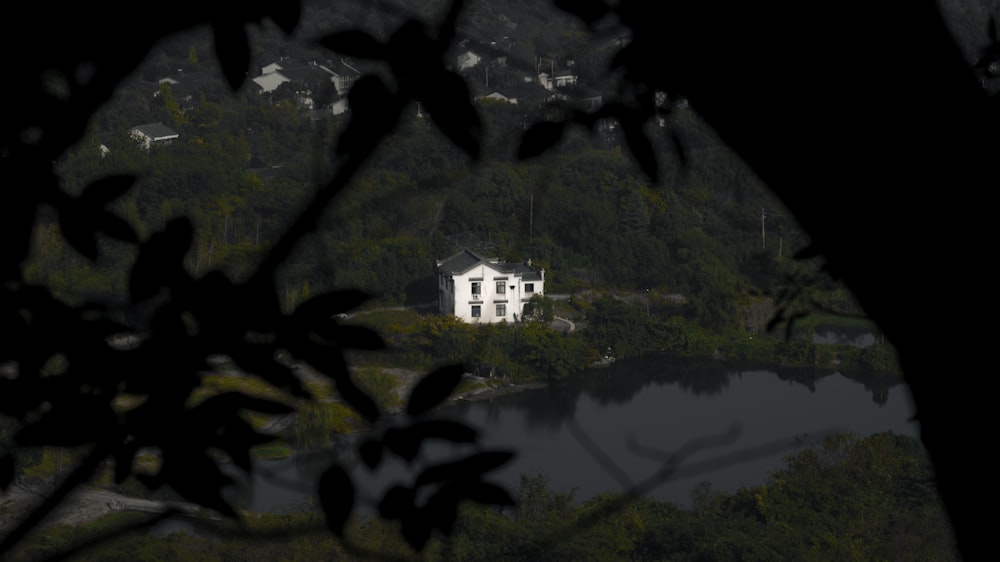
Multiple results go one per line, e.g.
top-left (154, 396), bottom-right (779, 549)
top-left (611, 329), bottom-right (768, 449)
top-left (222, 354), bottom-right (917, 516)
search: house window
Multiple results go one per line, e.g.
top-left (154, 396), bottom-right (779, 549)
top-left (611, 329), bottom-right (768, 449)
top-left (471, 305), bottom-right (481, 318)
top-left (471, 282), bottom-right (481, 298)
top-left (524, 283), bottom-right (535, 293)
top-left (496, 304), bottom-right (506, 317)
top-left (496, 281), bottom-right (506, 294)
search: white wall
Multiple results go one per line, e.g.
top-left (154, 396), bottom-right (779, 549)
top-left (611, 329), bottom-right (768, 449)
top-left (445, 263), bottom-right (543, 324)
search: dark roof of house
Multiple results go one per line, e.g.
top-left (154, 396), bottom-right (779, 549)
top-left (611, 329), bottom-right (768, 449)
top-left (276, 64), bottom-right (323, 83)
top-left (437, 248), bottom-right (542, 278)
top-left (437, 249), bottom-right (489, 274)
top-left (323, 58), bottom-right (363, 77)
top-left (131, 122), bottom-right (179, 139)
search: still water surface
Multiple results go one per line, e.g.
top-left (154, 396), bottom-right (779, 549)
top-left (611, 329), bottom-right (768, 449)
top-left (232, 354), bottom-right (917, 515)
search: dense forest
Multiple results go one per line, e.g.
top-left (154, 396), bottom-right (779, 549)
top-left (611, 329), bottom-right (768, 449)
top-left (39, 0), bottom-right (840, 333)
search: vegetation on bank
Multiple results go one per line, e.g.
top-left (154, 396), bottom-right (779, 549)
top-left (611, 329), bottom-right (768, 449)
top-left (7, 432), bottom-right (957, 562)
top-left (347, 290), bottom-right (899, 388)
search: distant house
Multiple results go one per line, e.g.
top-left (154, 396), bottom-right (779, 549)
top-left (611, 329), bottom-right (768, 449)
top-left (251, 71), bottom-right (292, 94)
top-left (538, 68), bottom-right (577, 91)
top-left (252, 59), bottom-right (338, 109)
top-left (129, 122), bottom-right (179, 150)
top-left (456, 45), bottom-right (483, 71)
top-left (436, 249), bottom-right (545, 323)
top-left (475, 82), bottom-right (550, 105)
top-left (452, 36), bottom-right (514, 72)
top-left (320, 58), bottom-right (363, 97)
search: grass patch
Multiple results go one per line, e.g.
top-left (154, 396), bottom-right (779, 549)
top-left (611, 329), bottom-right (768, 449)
top-left (352, 366), bottom-right (403, 411)
top-left (350, 309), bottom-right (424, 333)
top-left (453, 377), bottom-right (498, 397)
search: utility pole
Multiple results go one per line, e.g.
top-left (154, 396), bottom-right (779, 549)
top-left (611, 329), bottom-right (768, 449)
top-left (529, 193), bottom-right (533, 247)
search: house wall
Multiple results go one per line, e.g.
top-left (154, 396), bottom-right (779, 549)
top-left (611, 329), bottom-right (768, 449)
top-left (440, 264), bottom-right (544, 324)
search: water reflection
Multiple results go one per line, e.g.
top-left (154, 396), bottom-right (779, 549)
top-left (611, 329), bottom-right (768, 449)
top-left (190, 355), bottom-right (917, 522)
top-left (459, 353), bottom-right (902, 430)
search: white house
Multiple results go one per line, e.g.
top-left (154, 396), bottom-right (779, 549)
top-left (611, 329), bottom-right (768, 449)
top-left (129, 122), bottom-right (179, 150)
top-left (538, 68), bottom-right (577, 91)
top-left (251, 71), bottom-right (291, 94)
top-left (319, 58), bottom-right (363, 97)
top-left (436, 249), bottom-right (545, 323)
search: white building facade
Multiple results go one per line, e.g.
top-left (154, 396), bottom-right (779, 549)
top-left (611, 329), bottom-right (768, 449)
top-left (129, 122), bottom-right (179, 150)
top-left (436, 249), bottom-right (545, 323)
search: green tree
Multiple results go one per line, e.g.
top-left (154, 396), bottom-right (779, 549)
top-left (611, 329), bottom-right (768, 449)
top-left (158, 82), bottom-right (186, 127)
top-left (521, 293), bottom-right (554, 323)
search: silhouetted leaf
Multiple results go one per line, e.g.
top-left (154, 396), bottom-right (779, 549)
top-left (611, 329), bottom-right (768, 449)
top-left (621, 114), bottom-right (658, 182)
top-left (58, 210), bottom-right (97, 261)
top-left (379, 484), bottom-right (415, 520)
top-left (318, 464), bottom-right (355, 535)
top-left (229, 344), bottom-right (310, 399)
top-left (15, 398), bottom-right (116, 447)
top-left (0, 453), bottom-right (13, 491)
top-left (114, 441), bottom-right (140, 484)
top-left (401, 516), bottom-right (432, 551)
top-left (518, 120), bottom-right (567, 160)
top-left (129, 218), bottom-right (193, 303)
top-left (793, 244), bottom-right (822, 260)
top-left (80, 174), bottom-right (135, 205)
top-left (333, 324), bottom-right (385, 350)
top-left (161, 454), bottom-right (238, 518)
top-left (422, 483), bottom-right (461, 534)
top-left (359, 438), bottom-right (383, 469)
top-left (669, 130), bottom-right (687, 169)
top-left (382, 420), bottom-right (477, 463)
top-left (337, 375), bottom-right (380, 423)
top-left (407, 364), bottom-right (464, 416)
top-left (95, 210), bottom-right (139, 243)
top-left (294, 289), bottom-right (372, 321)
top-left (316, 29), bottom-right (386, 59)
top-left (196, 391), bottom-right (295, 416)
top-left (267, 0), bottom-right (301, 34)
top-left (382, 427), bottom-right (420, 462)
top-left (417, 70), bottom-right (481, 160)
top-left (213, 20), bottom-right (250, 91)
top-left (336, 75), bottom-right (399, 156)
top-left (415, 451), bottom-right (515, 487)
